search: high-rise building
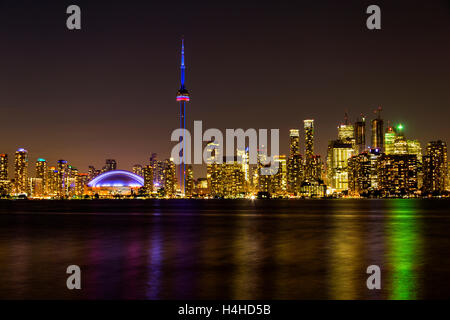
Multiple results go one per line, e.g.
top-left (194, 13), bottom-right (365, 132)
top-left (36, 158), bottom-right (48, 195)
top-left (28, 178), bottom-right (43, 198)
top-left (423, 140), bottom-right (448, 194)
top-left (47, 167), bottom-right (58, 196)
top-left (289, 129), bottom-right (300, 157)
top-left (407, 139), bottom-right (422, 163)
top-left (237, 148), bottom-right (250, 185)
top-left (377, 154), bottom-right (418, 197)
top-left (75, 173), bottom-right (89, 197)
top-left (143, 165), bottom-right (154, 195)
top-left (303, 119), bottom-right (314, 180)
top-left (206, 140), bottom-right (222, 196)
top-left (384, 126), bottom-right (396, 155)
top-left (132, 164), bottom-right (143, 177)
top-left (0, 154), bottom-right (8, 180)
top-left (57, 160), bottom-right (69, 198)
top-left (338, 123), bottom-right (354, 142)
top-left (103, 159), bottom-right (117, 172)
top-left (304, 120), bottom-right (314, 159)
top-left (393, 124), bottom-right (408, 155)
top-left (348, 152), bottom-right (372, 196)
top-left (185, 165), bottom-right (194, 197)
top-left (88, 166), bottom-right (100, 182)
top-left (272, 155), bottom-right (287, 197)
top-left (222, 157), bottom-right (246, 198)
top-left (287, 154), bottom-right (302, 195)
top-left (67, 166), bottom-right (78, 197)
top-left (0, 180), bottom-right (11, 197)
top-left (371, 118), bottom-right (384, 151)
top-left (14, 148), bottom-right (28, 194)
top-left (176, 39), bottom-right (190, 194)
top-left (327, 140), bottom-right (354, 192)
top-left (163, 159), bottom-right (177, 198)
top-left (354, 116), bottom-right (366, 154)
top-left (371, 108), bottom-right (384, 151)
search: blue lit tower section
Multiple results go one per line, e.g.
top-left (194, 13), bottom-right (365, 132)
top-left (176, 39), bottom-right (190, 194)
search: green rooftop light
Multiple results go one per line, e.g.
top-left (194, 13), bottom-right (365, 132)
top-left (37, 158), bottom-right (46, 162)
top-left (397, 124), bottom-right (404, 131)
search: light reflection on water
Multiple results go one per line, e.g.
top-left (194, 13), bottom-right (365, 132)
top-left (0, 199), bottom-right (448, 299)
top-left (387, 200), bottom-right (422, 300)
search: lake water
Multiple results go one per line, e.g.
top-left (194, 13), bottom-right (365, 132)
top-left (0, 199), bottom-right (449, 299)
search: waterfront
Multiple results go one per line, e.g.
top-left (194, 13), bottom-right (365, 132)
top-left (0, 199), bottom-right (449, 299)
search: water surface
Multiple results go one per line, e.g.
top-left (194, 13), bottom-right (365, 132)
top-left (0, 199), bottom-right (449, 299)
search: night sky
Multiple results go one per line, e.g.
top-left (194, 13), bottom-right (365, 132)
top-left (0, 0), bottom-right (449, 177)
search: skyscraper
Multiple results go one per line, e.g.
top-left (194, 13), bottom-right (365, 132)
top-left (143, 165), bottom-right (153, 195)
top-left (371, 118), bottom-right (384, 151)
top-left (14, 148), bottom-right (28, 194)
top-left (185, 165), bottom-right (194, 197)
top-left (337, 124), bottom-right (354, 142)
top-left (423, 140), bottom-right (448, 194)
top-left (384, 126), bottom-right (396, 154)
top-left (272, 155), bottom-right (287, 197)
top-left (57, 160), bottom-right (68, 198)
top-left (289, 129), bottom-right (300, 157)
top-left (288, 130), bottom-right (303, 195)
top-left (132, 164), bottom-right (143, 177)
top-left (176, 39), bottom-right (190, 195)
top-left (327, 140), bottom-right (354, 192)
top-left (304, 119), bottom-right (314, 180)
top-left (304, 120), bottom-right (314, 159)
top-left (47, 167), bottom-right (58, 196)
top-left (163, 158), bottom-right (177, 198)
top-left (36, 158), bottom-right (48, 195)
top-left (377, 154), bottom-right (418, 197)
top-left (75, 173), bottom-right (89, 197)
top-left (103, 159), bottom-right (117, 172)
top-left (371, 107), bottom-right (384, 151)
top-left (348, 152), bottom-right (372, 196)
top-left (354, 116), bottom-right (366, 154)
top-left (0, 154), bottom-right (8, 180)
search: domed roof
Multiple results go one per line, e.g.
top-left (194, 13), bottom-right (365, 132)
top-left (87, 170), bottom-right (144, 188)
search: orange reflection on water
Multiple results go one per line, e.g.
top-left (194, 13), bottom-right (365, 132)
top-left (327, 207), bottom-right (363, 300)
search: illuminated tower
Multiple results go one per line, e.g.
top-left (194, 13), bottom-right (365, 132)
top-left (47, 167), bottom-right (58, 196)
top-left (423, 140), bottom-right (448, 193)
top-left (0, 154), bottom-right (8, 180)
top-left (103, 159), bottom-right (117, 172)
top-left (57, 160), bottom-right (68, 198)
top-left (14, 148), bottom-right (28, 194)
top-left (384, 126), bottom-right (396, 154)
top-left (163, 158), bottom-right (177, 198)
top-left (304, 120), bottom-right (314, 180)
top-left (289, 129), bottom-right (300, 157)
top-left (36, 158), bottom-right (48, 195)
top-left (371, 107), bottom-right (384, 151)
top-left (143, 165), bottom-right (154, 194)
top-left (288, 129), bottom-right (302, 195)
top-left (393, 124), bottom-right (408, 155)
top-left (354, 116), bottom-right (366, 154)
top-left (132, 164), bottom-right (143, 177)
top-left (176, 39), bottom-right (190, 195)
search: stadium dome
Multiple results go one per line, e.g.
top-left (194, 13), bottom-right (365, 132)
top-left (87, 170), bottom-right (144, 188)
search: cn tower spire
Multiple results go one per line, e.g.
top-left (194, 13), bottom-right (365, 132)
top-left (177, 38), bottom-right (189, 102)
top-left (176, 38), bottom-right (190, 195)
top-left (180, 38), bottom-right (185, 89)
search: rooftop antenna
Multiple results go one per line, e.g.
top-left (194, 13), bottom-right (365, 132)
top-left (374, 106), bottom-right (382, 119)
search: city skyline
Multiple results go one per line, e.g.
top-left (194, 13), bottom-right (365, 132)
top-left (0, 1), bottom-right (449, 176)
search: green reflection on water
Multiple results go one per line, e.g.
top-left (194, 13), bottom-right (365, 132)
top-left (388, 200), bottom-right (421, 300)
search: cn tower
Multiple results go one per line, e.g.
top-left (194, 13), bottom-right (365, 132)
top-left (176, 39), bottom-right (190, 194)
